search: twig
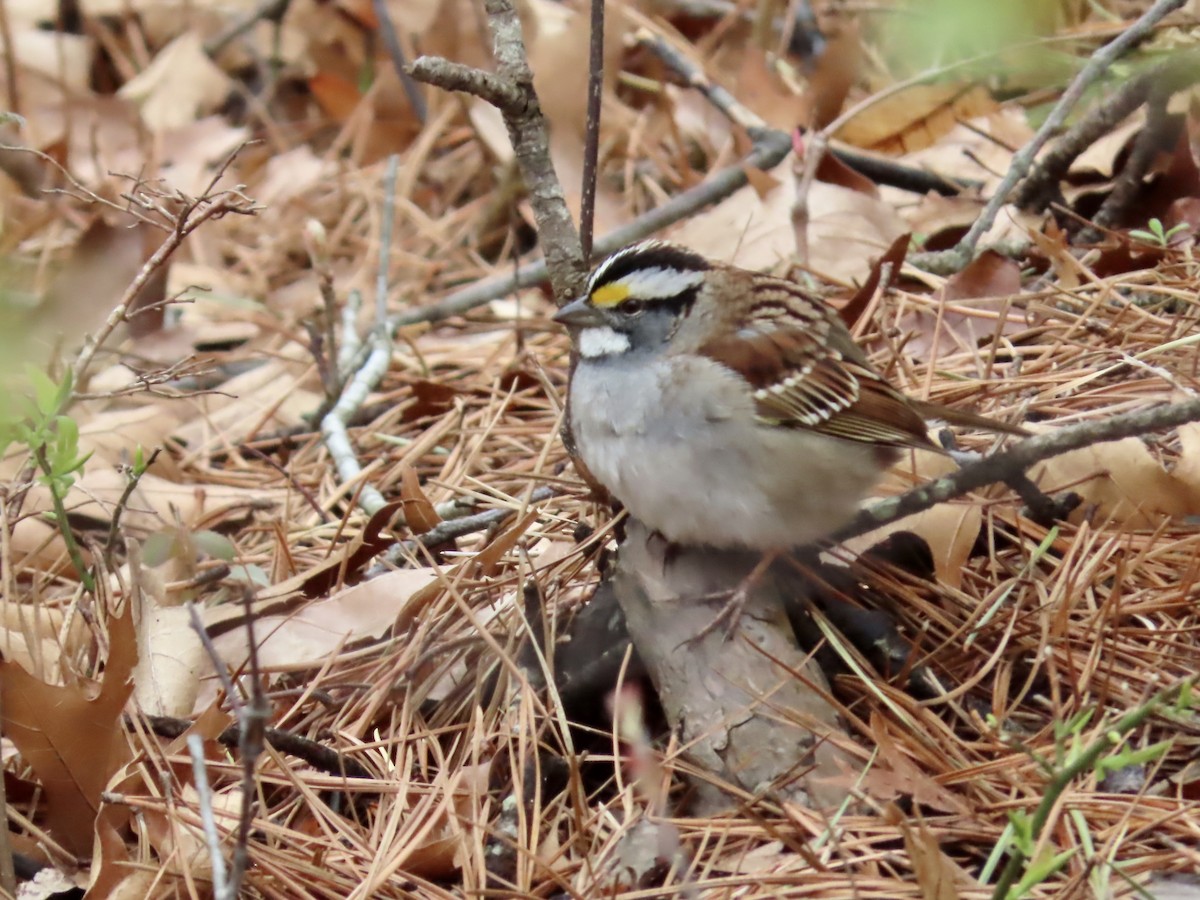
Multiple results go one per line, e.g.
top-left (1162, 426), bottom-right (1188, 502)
top-left (913, 0), bottom-right (1187, 274)
top-left (203, 0), bottom-right (291, 58)
top-left (337, 289), bottom-right (365, 376)
top-left (831, 144), bottom-right (975, 196)
top-left (70, 146), bottom-right (260, 391)
top-left (241, 445), bottom-right (329, 522)
top-left (406, 59), bottom-right (522, 110)
top-left (371, 0), bottom-right (428, 124)
top-left (104, 447), bottom-right (162, 561)
top-left (837, 395), bottom-right (1200, 541)
top-left (186, 593), bottom-right (267, 900)
top-left (230, 592), bottom-right (265, 895)
top-left (369, 485), bottom-right (558, 575)
top-left (634, 28), bottom-right (763, 131)
top-left (304, 219), bottom-right (343, 402)
top-left (320, 155), bottom-right (400, 517)
top-left (1082, 78), bottom-right (1174, 239)
top-left (187, 734), bottom-right (229, 897)
top-left (579, 0), bottom-right (606, 262)
top-left (145, 714), bottom-right (374, 780)
top-left (408, 0), bottom-right (587, 302)
top-left (637, 29), bottom-right (972, 199)
top-left (1013, 64), bottom-right (1159, 212)
top-left (388, 127), bottom-right (794, 329)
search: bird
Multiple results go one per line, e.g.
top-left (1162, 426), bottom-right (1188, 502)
top-left (553, 239), bottom-right (1024, 630)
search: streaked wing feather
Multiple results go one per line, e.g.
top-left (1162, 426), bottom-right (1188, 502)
top-left (700, 276), bottom-right (934, 449)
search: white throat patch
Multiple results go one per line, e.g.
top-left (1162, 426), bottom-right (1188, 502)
top-left (578, 326), bottom-right (631, 358)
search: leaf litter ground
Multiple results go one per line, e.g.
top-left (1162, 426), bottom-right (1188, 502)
top-left (3, 1), bottom-right (1200, 897)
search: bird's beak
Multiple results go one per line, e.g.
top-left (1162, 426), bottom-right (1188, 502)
top-left (553, 296), bottom-right (607, 328)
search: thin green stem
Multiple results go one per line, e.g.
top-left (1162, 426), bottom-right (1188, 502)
top-left (991, 678), bottom-right (1194, 899)
top-left (33, 446), bottom-right (94, 594)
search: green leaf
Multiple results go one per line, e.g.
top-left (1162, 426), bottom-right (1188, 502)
top-left (1008, 810), bottom-right (1034, 855)
top-left (25, 365), bottom-right (61, 418)
top-left (54, 369), bottom-right (74, 411)
top-left (1009, 848), bottom-right (1075, 898)
top-left (193, 530), bottom-right (236, 562)
top-left (1096, 739), bottom-right (1171, 775)
top-left (142, 531), bottom-right (177, 567)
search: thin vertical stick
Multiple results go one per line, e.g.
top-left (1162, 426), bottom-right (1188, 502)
top-left (579, 0), bottom-right (605, 263)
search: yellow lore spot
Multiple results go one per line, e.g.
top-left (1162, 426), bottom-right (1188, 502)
top-left (591, 283), bottom-right (629, 307)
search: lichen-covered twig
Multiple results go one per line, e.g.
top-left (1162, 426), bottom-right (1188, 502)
top-left (409, 0), bottom-right (587, 302)
top-left (838, 395), bottom-right (1200, 541)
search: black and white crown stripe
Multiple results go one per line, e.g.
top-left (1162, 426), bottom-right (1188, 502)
top-left (587, 240), bottom-right (711, 295)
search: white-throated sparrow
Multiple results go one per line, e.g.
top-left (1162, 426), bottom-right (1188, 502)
top-left (555, 240), bottom-right (1024, 552)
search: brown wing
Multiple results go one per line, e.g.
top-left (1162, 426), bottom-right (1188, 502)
top-left (699, 276), bottom-right (936, 450)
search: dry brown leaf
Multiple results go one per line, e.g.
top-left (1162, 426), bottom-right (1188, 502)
top-left (2, 28), bottom-right (92, 93)
top-left (132, 602), bottom-right (205, 718)
top-left (0, 600), bottom-right (136, 856)
top-left (806, 181), bottom-right (909, 283)
top-left (868, 715), bottom-right (972, 815)
top-left (0, 601), bottom-right (87, 676)
top-left (836, 84), bottom-right (998, 154)
top-left (148, 115), bottom-right (251, 197)
top-left (671, 158), bottom-right (797, 270)
top-left (1027, 219), bottom-right (1084, 290)
top-left (837, 232), bottom-right (911, 329)
top-left (1029, 434), bottom-right (1200, 527)
top-left (21, 468), bottom-right (283, 541)
top-left (412, 0), bottom-right (493, 70)
top-left (75, 405), bottom-right (188, 478)
top-left (400, 466), bottom-right (441, 535)
top-left (896, 251), bottom-right (1028, 363)
top-left (7, 515), bottom-right (70, 573)
top-left (899, 813), bottom-right (969, 899)
top-left (210, 567), bottom-right (440, 674)
top-left (898, 109), bottom-right (1033, 196)
top-left (1069, 112), bottom-right (1143, 179)
top-left (255, 145), bottom-right (338, 207)
top-left (22, 217), bottom-right (156, 364)
top-left (945, 251), bottom-right (1022, 300)
top-left (850, 450), bottom-right (981, 588)
top-left (170, 356), bottom-right (321, 450)
top-left (526, 0), bottom-right (627, 235)
top-left (118, 33), bottom-right (232, 132)
top-left (137, 792), bottom-right (222, 882)
top-left (734, 47), bottom-right (803, 132)
top-left (803, 27), bottom-right (862, 130)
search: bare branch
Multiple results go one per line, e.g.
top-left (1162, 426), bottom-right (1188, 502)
top-left (70, 146), bottom-right (259, 391)
top-left (579, 0), bottom-right (606, 261)
top-left (407, 57), bottom-right (523, 112)
top-left (370, 0), bottom-right (428, 123)
top-left (913, 0), bottom-right (1188, 273)
top-left (838, 396), bottom-right (1200, 541)
top-left (389, 127), bottom-right (794, 329)
top-left (408, 0), bottom-right (586, 301)
top-left (321, 155), bottom-right (400, 517)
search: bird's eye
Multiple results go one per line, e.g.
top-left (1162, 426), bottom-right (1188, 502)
top-left (622, 298), bottom-right (645, 315)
